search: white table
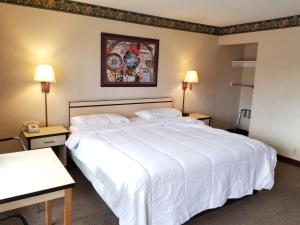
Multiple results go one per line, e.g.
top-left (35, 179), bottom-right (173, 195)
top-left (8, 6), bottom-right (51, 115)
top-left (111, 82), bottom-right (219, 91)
top-left (0, 148), bottom-right (75, 225)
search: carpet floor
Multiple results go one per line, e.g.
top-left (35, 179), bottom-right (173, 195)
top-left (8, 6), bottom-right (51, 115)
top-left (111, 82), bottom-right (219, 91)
top-left (1, 160), bottom-right (300, 225)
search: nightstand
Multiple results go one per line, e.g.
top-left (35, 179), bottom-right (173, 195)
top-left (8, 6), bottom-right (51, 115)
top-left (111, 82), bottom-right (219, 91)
top-left (189, 113), bottom-right (212, 126)
top-left (21, 125), bottom-right (69, 166)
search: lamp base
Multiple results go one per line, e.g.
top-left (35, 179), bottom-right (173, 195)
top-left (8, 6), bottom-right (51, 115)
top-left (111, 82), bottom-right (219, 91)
top-left (182, 112), bottom-right (189, 117)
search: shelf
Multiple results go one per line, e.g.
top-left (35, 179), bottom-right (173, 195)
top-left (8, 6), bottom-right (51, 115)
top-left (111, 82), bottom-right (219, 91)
top-left (232, 60), bottom-right (256, 68)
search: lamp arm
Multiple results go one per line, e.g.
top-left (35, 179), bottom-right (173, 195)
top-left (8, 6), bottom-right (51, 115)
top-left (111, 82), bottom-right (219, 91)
top-left (45, 92), bottom-right (48, 127)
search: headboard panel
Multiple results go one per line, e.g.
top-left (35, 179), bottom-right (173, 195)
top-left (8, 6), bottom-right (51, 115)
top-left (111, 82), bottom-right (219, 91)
top-left (69, 97), bottom-right (173, 124)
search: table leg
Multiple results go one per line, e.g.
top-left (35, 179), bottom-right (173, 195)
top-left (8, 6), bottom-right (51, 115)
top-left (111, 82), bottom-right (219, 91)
top-left (64, 188), bottom-right (72, 225)
top-left (58, 146), bottom-right (67, 166)
top-left (45, 201), bottom-right (52, 225)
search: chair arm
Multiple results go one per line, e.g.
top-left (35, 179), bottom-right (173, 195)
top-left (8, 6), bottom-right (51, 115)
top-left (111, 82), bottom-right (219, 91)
top-left (0, 136), bottom-right (27, 151)
top-left (0, 213), bottom-right (29, 225)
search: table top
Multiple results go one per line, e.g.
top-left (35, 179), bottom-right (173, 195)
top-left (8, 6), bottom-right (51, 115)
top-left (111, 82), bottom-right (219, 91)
top-left (0, 148), bottom-right (75, 204)
top-left (189, 113), bottom-right (212, 120)
top-left (22, 125), bottom-right (69, 139)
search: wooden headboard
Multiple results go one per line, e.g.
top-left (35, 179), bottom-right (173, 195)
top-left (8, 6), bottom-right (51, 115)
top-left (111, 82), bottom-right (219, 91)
top-left (69, 97), bottom-right (173, 124)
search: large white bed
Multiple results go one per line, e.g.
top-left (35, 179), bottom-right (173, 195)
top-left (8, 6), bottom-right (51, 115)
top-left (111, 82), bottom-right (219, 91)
top-left (66, 98), bottom-right (277, 225)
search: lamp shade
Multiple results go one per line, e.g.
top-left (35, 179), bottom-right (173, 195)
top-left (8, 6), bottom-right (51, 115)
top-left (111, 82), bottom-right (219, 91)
top-left (34, 65), bottom-right (56, 83)
top-left (184, 70), bottom-right (199, 83)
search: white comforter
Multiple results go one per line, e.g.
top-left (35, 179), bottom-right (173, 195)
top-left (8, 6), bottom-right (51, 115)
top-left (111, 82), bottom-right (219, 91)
top-left (66, 117), bottom-right (277, 225)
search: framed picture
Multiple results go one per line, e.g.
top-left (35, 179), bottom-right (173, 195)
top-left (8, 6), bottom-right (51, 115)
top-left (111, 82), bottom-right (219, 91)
top-left (101, 33), bottom-right (159, 87)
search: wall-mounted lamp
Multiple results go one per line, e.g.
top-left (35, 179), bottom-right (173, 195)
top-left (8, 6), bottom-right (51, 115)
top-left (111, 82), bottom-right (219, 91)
top-left (182, 70), bottom-right (199, 116)
top-left (34, 64), bottom-right (56, 127)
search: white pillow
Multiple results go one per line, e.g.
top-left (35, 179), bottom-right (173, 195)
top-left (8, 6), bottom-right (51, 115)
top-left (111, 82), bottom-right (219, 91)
top-left (134, 108), bottom-right (181, 120)
top-left (70, 113), bottom-right (129, 128)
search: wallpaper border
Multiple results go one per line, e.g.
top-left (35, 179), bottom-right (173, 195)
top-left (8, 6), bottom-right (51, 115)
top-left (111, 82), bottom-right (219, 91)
top-left (0, 0), bottom-right (300, 36)
top-left (0, 0), bottom-right (218, 35)
top-left (219, 15), bottom-right (300, 35)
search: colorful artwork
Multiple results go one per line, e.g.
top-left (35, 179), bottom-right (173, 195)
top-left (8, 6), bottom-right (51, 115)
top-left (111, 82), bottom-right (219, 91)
top-left (101, 33), bottom-right (159, 87)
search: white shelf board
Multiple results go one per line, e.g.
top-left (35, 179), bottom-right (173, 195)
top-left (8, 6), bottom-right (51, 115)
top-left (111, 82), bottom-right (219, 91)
top-left (232, 61), bottom-right (256, 68)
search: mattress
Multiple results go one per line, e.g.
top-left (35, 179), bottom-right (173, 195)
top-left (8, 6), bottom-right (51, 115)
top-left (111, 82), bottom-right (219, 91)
top-left (66, 117), bottom-right (277, 225)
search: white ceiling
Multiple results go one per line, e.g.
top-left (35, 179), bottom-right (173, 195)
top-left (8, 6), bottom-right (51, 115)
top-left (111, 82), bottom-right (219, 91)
top-left (77, 0), bottom-right (300, 26)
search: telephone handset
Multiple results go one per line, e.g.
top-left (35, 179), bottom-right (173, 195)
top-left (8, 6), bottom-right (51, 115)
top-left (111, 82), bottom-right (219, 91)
top-left (23, 121), bottom-right (40, 133)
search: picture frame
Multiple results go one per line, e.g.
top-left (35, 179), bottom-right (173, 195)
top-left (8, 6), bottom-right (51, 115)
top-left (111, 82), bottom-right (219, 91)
top-left (101, 33), bottom-right (159, 87)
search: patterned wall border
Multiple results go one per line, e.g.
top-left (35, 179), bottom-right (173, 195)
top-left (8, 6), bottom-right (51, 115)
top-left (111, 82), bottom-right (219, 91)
top-left (0, 0), bottom-right (300, 36)
top-left (0, 0), bottom-right (218, 35)
top-left (219, 15), bottom-right (300, 35)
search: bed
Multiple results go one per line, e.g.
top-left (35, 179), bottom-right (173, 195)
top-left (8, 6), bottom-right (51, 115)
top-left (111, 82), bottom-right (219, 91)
top-left (66, 97), bottom-right (277, 225)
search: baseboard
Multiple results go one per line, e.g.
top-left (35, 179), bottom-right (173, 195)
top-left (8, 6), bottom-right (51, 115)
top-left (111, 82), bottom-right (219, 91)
top-left (277, 154), bottom-right (300, 167)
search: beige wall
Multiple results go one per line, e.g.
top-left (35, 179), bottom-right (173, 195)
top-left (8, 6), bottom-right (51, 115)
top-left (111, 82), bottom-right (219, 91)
top-left (212, 45), bottom-right (245, 129)
top-left (0, 4), bottom-right (219, 153)
top-left (1, 4), bottom-right (299, 161)
top-left (219, 27), bottom-right (300, 161)
top-left (237, 43), bottom-right (257, 130)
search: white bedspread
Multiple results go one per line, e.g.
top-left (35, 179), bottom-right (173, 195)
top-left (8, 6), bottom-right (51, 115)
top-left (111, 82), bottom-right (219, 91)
top-left (66, 117), bottom-right (277, 225)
